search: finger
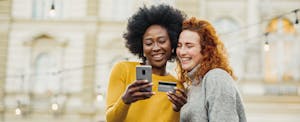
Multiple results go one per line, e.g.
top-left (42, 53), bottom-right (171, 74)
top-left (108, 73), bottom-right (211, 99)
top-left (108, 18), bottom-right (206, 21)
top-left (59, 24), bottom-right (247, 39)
top-left (134, 80), bottom-right (150, 85)
top-left (129, 82), bottom-right (153, 94)
top-left (167, 92), bottom-right (185, 106)
top-left (132, 93), bottom-right (155, 102)
top-left (132, 91), bottom-right (155, 98)
top-left (129, 80), bottom-right (150, 88)
top-left (176, 95), bottom-right (187, 105)
top-left (129, 82), bottom-right (152, 94)
top-left (167, 92), bottom-right (181, 106)
top-left (133, 96), bottom-right (151, 102)
top-left (139, 82), bottom-right (153, 90)
top-left (172, 91), bottom-right (187, 104)
top-left (174, 87), bottom-right (187, 98)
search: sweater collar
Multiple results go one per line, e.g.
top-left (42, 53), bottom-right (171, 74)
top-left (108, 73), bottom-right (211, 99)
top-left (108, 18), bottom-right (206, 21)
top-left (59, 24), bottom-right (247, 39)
top-left (187, 64), bottom-right (200, 85)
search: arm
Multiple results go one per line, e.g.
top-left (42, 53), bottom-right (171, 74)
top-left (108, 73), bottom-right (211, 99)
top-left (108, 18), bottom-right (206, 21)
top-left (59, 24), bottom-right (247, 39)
top-left (106, 62), bottom-right (154, 122)
top-left (106, 62), bottom-right (130, 122)
top-left (205, 69), bottom-right (240, 122)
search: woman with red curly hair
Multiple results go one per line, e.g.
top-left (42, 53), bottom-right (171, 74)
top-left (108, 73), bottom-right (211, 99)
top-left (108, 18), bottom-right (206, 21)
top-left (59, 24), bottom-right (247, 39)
top-left (168, 17), bottom-right (247, 122)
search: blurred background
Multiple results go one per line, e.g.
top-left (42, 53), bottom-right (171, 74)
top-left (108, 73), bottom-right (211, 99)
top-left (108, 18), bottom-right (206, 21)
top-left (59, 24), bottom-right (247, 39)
top-left (0, 0), bottom-right (300, 122)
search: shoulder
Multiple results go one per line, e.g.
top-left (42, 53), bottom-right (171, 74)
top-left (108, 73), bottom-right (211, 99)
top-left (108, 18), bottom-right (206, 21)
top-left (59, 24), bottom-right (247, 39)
top-left (203, 68), bottom-right (235, 90)
top-left (204, 68), bottom-right (233, 82)
top-left (112, 61), bottom-right (140, 69)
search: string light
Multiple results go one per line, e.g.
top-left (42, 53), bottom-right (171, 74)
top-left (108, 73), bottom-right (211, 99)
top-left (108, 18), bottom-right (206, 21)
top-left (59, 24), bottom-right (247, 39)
top-left (97, 93), bottom-right (104, 102)
top-left (51, 102), bottom-right (59, 111)
top-left (264, 41), bottom-right (270, 51)
top-left (295, 9), bottom-right (299, 24)
top-left (15, 100), bottom-right (22, 116)
top-left (219, 8), bottom-right (299, 36)
top-left (96, 85), bottom-right (104, 102)
top-left (49, 0), bottom-right (56, 17)
top-left (264, 32), bottom-right (270, 52)
top-left (15, 107), bottom-right (22, 116)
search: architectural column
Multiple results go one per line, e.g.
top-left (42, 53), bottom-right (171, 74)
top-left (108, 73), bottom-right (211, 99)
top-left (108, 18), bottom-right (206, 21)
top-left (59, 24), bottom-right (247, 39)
top-left (244, 0), bottom-right (262, 81)
top-left (0, 0), bottom-right (11, 121)
top-left (176, 0), bottom-right (200, 17)
top-left (199, 0), bottom-right (206, 18)
top-left (87, 0), bottom-right (99, 17)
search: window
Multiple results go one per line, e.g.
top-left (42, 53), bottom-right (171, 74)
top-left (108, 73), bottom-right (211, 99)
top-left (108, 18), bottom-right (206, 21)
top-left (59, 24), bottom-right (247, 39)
top-left (266, 18), bottom-right (295, 34)
top-left (34, 53), bottom-right (58, 93)
top-left (32, 0), bottom-right (63, 19)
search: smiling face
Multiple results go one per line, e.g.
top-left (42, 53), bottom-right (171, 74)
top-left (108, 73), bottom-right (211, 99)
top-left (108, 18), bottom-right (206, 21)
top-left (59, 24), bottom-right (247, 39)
top-left (176, 30), bottom-right (203, 72)
top-left (143, 25), bottom-right (172, 69)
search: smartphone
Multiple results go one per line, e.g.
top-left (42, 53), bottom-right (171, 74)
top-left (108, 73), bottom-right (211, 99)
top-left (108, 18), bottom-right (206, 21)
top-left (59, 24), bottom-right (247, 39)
top-left (136, 65), bottom-right (152, 92)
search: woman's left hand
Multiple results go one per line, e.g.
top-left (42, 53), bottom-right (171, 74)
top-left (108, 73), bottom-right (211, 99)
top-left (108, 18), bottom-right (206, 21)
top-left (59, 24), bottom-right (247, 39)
top-left (167, 87), bottom-right (187, 112)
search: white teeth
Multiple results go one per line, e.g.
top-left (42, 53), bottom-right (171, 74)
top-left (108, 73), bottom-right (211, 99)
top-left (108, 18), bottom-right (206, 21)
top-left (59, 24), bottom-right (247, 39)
top-left (180, 58), bottom-right (190, 61)
top-left (153, 54), bottom-right (163, 58)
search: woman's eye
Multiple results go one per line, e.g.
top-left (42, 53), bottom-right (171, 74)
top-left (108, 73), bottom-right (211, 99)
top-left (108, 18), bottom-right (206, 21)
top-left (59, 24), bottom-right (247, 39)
top-left (158, 39), bottom-right (166, 43)
top-left (144, 42), bottom-right (152, 46)
top-left (187, 44), bottom-right (193, 48)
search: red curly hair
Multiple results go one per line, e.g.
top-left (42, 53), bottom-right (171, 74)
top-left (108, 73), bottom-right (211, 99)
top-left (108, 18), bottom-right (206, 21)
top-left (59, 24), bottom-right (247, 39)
top-left (176, 17), bottom-right (236, 84)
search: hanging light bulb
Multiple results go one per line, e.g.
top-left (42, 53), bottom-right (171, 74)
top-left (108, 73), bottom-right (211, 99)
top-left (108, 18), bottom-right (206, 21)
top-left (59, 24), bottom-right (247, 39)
top-left (264, 32), bottom-right (270, 52)
top-left (51, 102), bottom-right (59, 111)
top-left (97, 93), bottom-right (104, 102)
top-left (15, 107), bottom-right (22, 115)
top-left (264, 41), bottom-right (270, 51)
top-left (49, 0), bottom-right (56, 17)
top-left (295, 9), bottom-right (299, 24)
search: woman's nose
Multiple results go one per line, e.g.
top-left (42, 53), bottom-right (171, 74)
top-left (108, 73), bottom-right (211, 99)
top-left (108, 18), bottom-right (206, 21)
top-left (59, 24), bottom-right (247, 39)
top-left (152, 42), bottom-right (160, 51)
top-left (177, 47), bottom-right (187, 56)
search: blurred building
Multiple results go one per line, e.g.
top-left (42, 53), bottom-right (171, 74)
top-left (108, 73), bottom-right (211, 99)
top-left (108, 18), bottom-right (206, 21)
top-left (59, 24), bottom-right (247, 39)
top-left (0, 0), bottom-right (299, 122)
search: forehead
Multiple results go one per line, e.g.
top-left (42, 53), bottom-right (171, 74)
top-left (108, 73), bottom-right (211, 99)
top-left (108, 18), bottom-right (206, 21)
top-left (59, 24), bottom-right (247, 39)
top-left (143, 25), bottom-right (168, 37)
top-left (178, 30), bottom-right (200, 43)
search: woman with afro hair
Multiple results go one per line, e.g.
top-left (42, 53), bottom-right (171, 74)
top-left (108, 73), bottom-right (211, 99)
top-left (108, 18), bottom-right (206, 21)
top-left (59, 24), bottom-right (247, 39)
top-left (173, 17), bottom-right (247, 122)
top-left (106, 4), bottom-right (187, 122)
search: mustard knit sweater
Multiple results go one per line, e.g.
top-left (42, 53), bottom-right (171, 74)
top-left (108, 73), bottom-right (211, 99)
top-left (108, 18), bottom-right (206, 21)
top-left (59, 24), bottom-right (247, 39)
top-left (106, 61), bottom-right (182, 122)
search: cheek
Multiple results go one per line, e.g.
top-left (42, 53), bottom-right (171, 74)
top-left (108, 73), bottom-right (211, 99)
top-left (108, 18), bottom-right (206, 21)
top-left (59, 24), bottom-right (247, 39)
top-left (143, 46), bottom-right (151, 54)
top-left (176, 49), bottom-right (180, 55)
top-left (190, 49), bottom-right (202, 62)
top-left (163, 43), bottom-right (172, 53)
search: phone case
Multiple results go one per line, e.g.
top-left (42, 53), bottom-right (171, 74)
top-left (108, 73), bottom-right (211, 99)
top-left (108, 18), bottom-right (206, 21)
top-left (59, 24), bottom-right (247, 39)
top-left (136, 65), bottom-right (152, 92)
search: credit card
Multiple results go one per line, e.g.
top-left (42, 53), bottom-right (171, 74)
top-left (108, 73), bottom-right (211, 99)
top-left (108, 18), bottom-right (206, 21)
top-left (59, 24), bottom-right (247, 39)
top-left (158, 81), bottom-right (176, 92)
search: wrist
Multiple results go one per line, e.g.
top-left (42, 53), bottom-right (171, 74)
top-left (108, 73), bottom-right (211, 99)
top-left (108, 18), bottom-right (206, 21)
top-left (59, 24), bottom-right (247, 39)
top-left (121, 95), bottom-right (131, 105)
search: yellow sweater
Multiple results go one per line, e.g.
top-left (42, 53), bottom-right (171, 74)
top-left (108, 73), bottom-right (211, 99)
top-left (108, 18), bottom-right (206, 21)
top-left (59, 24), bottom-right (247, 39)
top-left (106, 61), bottom-right (182, 122)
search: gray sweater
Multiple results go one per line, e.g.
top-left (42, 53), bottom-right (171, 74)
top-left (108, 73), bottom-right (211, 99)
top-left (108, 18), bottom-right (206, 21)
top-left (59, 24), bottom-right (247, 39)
top-left (180, 68), bottom-right (247, 122)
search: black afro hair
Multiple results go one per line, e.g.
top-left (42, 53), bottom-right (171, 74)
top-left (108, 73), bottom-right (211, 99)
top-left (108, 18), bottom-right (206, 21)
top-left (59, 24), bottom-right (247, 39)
top-left (123, 4), bottom-right (186, 61)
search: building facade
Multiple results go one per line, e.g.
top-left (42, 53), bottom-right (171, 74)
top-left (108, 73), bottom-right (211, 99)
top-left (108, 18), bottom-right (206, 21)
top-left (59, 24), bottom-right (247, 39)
top-left (0, 0), bottom-right (300, 122)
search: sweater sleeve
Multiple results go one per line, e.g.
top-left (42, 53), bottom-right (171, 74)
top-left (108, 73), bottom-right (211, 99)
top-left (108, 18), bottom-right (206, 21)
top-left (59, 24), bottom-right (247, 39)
top-left (204, 69), bottom-right (240, 122)
top-left (106, 62), bottom-right (130, 122)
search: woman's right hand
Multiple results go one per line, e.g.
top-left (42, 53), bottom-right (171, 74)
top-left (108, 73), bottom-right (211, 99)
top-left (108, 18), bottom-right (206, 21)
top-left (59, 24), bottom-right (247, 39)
top-left (122, 80), bottom-right (155, 104)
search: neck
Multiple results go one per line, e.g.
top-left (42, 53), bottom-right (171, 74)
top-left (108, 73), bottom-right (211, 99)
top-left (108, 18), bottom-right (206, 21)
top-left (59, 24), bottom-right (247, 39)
top-left (152, 65), bottom-right (167, 76)
top-left (187, 64), bottom-right (200, 80)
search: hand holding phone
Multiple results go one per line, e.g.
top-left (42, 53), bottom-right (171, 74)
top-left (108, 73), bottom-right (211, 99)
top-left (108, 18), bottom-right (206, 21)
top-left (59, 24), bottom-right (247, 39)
top-left (122, 80), bottom-right (154, 104)
top-left (136, 65), bottom-right (152, 92)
